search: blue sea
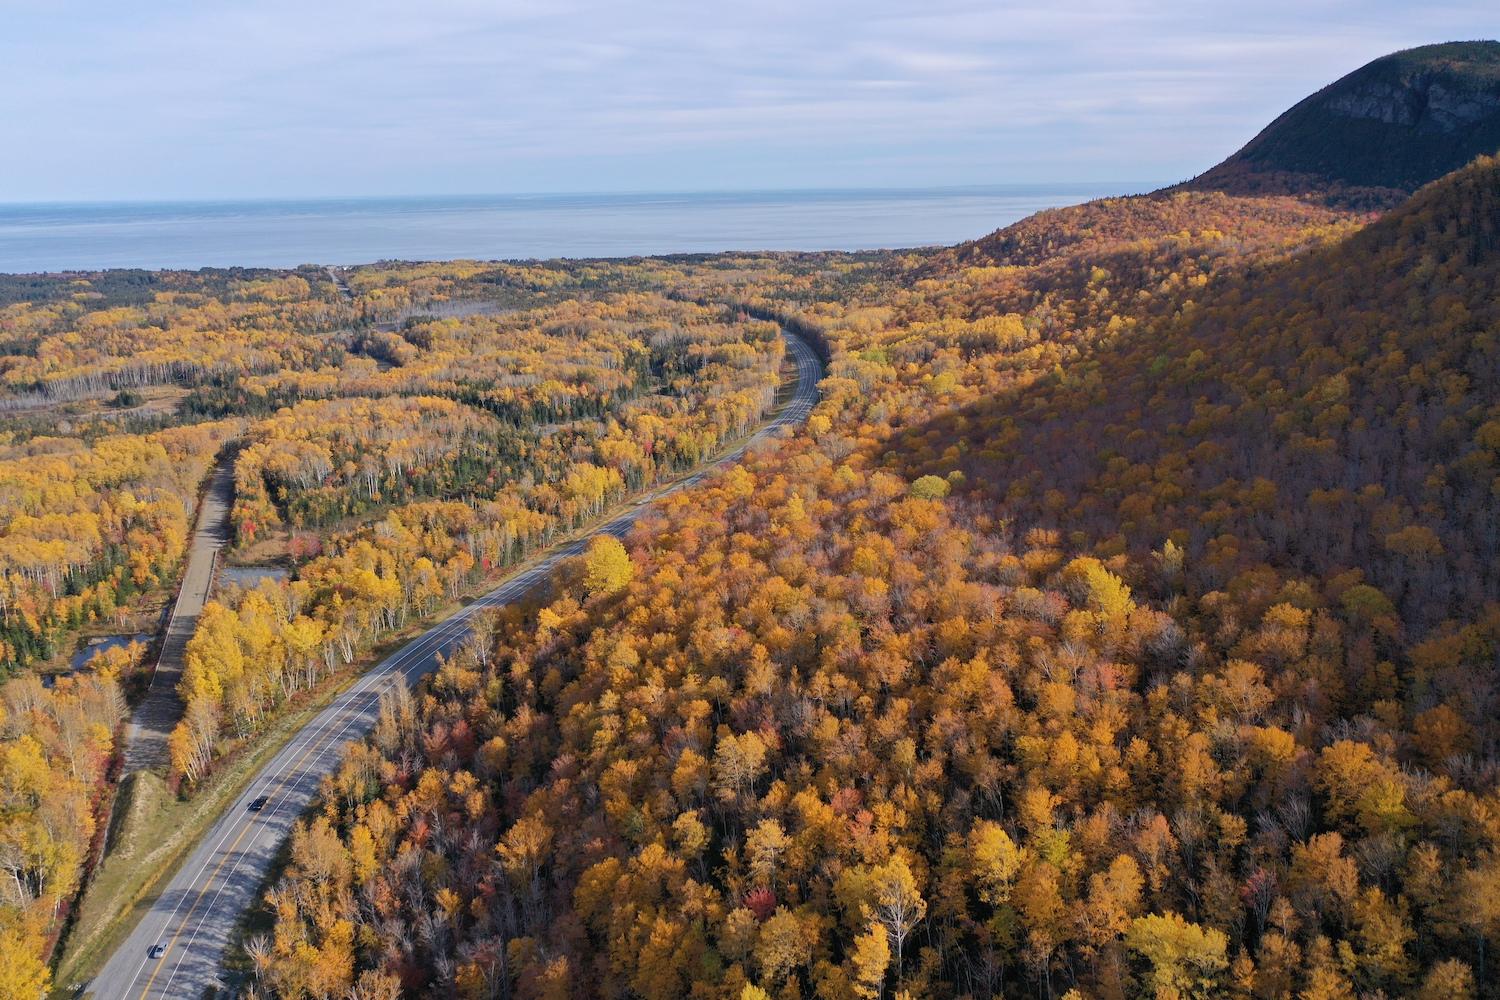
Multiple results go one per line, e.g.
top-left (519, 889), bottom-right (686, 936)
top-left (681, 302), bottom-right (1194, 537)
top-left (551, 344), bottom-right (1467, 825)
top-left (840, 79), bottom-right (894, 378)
top-left (0, 185), bottom-right (1129, 273)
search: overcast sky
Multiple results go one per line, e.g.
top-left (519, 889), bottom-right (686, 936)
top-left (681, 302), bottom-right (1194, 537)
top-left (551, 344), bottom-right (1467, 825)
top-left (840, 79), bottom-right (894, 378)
top-left (1, 1), bottom-right (1494, 202)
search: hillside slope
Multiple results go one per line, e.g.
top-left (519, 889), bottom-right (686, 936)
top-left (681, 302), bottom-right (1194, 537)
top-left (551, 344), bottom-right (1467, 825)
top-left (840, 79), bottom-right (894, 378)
top-left (942, 189), bottom-right (1349, 272)
top-left (906, 154), bottom-right (1500, 636)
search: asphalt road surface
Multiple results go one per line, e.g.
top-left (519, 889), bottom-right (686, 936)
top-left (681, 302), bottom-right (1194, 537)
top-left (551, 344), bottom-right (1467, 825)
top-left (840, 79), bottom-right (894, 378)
top-left (123, 458), bottom-right (234, 772)
top-left (85, 329), bottom-right (822, 999)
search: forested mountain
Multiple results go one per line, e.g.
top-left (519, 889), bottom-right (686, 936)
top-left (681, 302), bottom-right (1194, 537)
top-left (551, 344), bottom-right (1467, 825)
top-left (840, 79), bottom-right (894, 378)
top-left (948, 41), bottom-right (1500, 278)
top-left (1183, 41), bottom-right (1500, 202)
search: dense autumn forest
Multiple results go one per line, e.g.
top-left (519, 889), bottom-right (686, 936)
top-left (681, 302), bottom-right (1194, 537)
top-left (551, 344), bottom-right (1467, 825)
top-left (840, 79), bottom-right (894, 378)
top-left (238, 159), bottom-right (1500, 1000)
top-left (4, 41), bottom-right (1500, 1000)
top-left (0, 260), bottom-right (790, 994)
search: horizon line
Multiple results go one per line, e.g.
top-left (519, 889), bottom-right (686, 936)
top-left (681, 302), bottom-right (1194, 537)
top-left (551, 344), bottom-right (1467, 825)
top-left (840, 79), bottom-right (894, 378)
top-left (0, 180), bottom-right (1162, 211)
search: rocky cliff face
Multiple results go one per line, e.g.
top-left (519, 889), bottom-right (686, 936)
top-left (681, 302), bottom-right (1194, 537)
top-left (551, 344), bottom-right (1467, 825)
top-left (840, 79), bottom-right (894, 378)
top-left (1182, 41), bottom-right (1500, 202)
top-left (1324, 73), bottom-right (1500, 131)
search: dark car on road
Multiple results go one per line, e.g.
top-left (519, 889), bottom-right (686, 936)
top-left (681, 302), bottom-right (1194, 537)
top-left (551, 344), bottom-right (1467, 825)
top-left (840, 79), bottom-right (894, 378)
top-left (248, 795), bottom-right (269, 812)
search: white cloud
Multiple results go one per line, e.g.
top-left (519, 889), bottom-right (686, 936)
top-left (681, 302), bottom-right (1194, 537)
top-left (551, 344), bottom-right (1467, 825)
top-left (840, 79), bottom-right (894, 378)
top-left (0, 0), bottom-right (1495, 199)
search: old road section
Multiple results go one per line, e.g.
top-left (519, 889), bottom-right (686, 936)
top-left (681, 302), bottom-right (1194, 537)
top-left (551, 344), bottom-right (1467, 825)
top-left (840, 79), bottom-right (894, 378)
top-left (123, 456), bottom-right (235, 772)
top-left (87, 328), bottom-right (822, 999)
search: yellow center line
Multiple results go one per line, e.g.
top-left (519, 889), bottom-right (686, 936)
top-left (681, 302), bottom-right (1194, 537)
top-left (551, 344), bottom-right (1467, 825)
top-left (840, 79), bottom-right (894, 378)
top-left (134, 807), bottom-right (257, 998)
top-left (134, 698), bottom-right (356, 999)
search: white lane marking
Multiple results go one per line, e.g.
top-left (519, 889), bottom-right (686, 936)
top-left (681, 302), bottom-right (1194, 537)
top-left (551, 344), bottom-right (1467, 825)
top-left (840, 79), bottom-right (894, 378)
top-left (125, 575), bottom-right (506, 994)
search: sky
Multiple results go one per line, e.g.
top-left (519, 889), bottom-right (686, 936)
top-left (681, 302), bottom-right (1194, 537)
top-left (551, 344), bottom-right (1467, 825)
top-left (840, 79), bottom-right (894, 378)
top-left (0, 1), bottom-right (1495, 202)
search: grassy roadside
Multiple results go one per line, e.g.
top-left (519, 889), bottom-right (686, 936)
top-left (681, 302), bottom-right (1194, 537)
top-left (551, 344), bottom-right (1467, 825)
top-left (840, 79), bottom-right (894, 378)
top-left (53, 344), bottom-right (807, 995)
top-left (50, 666), bottom-right (362, 996)
top-left (52, 579), bottom-right (485, 997)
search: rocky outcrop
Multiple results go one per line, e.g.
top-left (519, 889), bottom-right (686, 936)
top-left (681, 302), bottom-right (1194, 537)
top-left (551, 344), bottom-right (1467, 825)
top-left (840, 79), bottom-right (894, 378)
top-left (1323, 73), bottom-right (1500, 131)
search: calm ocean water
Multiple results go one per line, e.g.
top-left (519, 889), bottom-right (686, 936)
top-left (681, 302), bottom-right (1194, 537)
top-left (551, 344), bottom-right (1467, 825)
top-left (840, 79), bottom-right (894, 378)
top-left (0, 186), bottom-right (1128, 273)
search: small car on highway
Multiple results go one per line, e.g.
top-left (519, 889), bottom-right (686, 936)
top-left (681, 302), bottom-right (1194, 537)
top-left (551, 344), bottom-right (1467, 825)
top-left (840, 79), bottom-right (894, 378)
top-left (248, 795), bottom-right (269, 812)
top-left (149, 944), bottom-right (166, 959)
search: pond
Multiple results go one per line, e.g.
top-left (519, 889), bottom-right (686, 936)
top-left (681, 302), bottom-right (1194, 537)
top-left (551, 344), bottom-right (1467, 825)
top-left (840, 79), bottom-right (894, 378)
top-left (218, 564), bottom-right (291, 590)
top-left (68, 633), bottom-right (151, 671)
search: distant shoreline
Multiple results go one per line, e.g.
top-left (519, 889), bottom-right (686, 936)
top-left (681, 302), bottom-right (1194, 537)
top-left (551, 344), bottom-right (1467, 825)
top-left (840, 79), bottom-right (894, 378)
top-left (0, 184), bottom-right (1141, 273)
top-left (0, 182), bottom-right (1152, 212)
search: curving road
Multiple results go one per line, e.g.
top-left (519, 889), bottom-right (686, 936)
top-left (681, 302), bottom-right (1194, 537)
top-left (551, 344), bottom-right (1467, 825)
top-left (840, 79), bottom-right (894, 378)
top-left (85, 329), bottom-right (822, 999)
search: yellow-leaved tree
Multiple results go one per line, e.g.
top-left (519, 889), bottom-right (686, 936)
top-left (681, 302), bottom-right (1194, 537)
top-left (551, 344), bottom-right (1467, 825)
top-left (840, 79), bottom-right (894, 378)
top-left (0, 919), bottom-right (51, 1000)
top-left (584, 535), bottom-right (633, 595)
top-left (1125, 911), bottom-right (1228, 999)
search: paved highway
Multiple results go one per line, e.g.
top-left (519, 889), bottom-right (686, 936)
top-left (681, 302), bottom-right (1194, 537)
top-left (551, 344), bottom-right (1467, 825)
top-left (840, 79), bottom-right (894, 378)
top-left (85, 329), bottom-right (822, 999)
